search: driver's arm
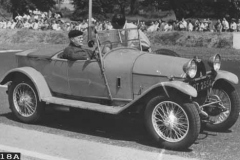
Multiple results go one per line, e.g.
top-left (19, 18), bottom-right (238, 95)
top-left (63, 47), bottom-right (91, 60)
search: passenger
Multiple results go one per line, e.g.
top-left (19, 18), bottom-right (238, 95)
top-left (111, 13), bottom-right (151, 52)
top-left (62, 30), bottom-right (93, 60)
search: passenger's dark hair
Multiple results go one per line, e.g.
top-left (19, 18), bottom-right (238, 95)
top-left (111, 13), bottom-right (126, 29)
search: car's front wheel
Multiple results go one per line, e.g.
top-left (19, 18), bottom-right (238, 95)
top-left (8, 78), bottom-right (44, 123)
top-left (204, 82), bottom-right (240, 131)
top-left (144, 96), bottom-right (200, 150)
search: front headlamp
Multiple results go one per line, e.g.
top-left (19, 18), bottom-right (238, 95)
top-left (183, 60), bottom-right (197, 78)
top-left (208, 54), bottom-right (221, 71)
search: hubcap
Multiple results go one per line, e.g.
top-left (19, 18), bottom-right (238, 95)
top-left (208, 89), bottom-right (231, 124)
top-left (13, 83), bottom-right (37, 117)
top-left (152, 101), bottom-right (189, 142)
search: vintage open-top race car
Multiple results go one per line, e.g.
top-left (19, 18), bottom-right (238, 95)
top-left (1, 28), bottom-right (239, 150)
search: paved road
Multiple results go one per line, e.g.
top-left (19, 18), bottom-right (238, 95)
top-left (0, 123), bottom-right (198, 160)
top-left (0, 51), bottom-right (240, 160)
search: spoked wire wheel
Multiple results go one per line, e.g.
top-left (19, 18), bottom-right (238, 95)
top-left (13, 83), bottom-right (37, 117)
top-left (144, 96), bottom-right (200, 150)
top-left (152, 101), bottom-right (189, 142)
top-left (9, 78), bottom-right (44, 123)
top-left (208, 89), bottom-right (231, 124)
top-left (204, 82), bottom-right (240, 131)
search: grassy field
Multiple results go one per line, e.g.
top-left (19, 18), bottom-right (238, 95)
top-left (0, 29), bottom-right (240, 60)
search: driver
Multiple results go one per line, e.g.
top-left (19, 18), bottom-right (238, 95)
top-left (62, 30), bottom-right (93, 60)
top-left (111, 13), bottom-right (151, 52)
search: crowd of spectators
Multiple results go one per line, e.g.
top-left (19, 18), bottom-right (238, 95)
top-left (142, 18), bottom-right (240, 32)
top-left (1, 9), bottom-right (240, 33)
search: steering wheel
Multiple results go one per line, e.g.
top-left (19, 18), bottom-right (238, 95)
top-left (90, 46), bottom-right (99, 59)
top-left (101, 41), bottom-right (113, 56)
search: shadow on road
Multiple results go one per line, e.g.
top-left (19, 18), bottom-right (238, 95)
top-left (0, 108), bottom-right (194, 152)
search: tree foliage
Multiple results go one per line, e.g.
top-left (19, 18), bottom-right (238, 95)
top-left (0, 0), bottom-right (56, 19)
top-left (2, 0), bottom-right (240, 21)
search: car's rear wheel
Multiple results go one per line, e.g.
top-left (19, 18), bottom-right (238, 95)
top-left (204, 82), bottom-right (240, 131)
top-left (8, 78), bottom-right (44, 123)
top-left (144, 96), bottom-right (200, 150)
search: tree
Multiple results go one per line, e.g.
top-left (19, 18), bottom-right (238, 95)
top-left (71, 0), bottom-right (136, 20)
top-left (0, 0), bottom-right (56, 19)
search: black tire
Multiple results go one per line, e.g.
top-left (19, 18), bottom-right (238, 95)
top-left (205, 82), bottom-right (240, 131)
top-left (144, 96), bottom-right (200, 150)
top-left (8, 78), bottom-right (44, 123)
top-left (154, 49), bottom-right (180, 57)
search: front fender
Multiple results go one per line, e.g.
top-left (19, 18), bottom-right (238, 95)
top-left (117, 81), bottom-right (197, 114)
top-left (0, 67), bottom-right (52, 101)
top-left (214, 70), bottom-right (238, 84)
top-left (161, 81), bottom-right (197, 98)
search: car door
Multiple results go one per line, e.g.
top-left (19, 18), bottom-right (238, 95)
top-left (67, 59), bottom-right (108, 99)
top-left (44, 57), bottom-right (70, 95)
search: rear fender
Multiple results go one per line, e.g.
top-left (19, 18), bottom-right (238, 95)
top-left (0, 67), bottom-right (52, 101)
top-left (214, 70), bottom-right (238, 85)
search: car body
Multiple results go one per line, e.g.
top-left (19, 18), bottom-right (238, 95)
top-left (1, 28), bottom-right (239, 150)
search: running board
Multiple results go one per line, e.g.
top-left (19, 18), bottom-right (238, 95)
top-left (42, 97), bottom-right (124, 114)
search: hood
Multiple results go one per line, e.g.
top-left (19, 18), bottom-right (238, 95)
top-left (133, 53), bottom-right (190, 78)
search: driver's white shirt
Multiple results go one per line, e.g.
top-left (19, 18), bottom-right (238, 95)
top-left (123, 22), bottom-right (151, 49)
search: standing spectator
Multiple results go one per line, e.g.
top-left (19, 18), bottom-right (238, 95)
top-left (33, 19), bottom-right (39, 30)
top-left (70, 22), bottom-right (76, 30)
top-left (33, 13), bottom-right (39, 21)
top-left (102, 21), bottom-right (107, 31)
top-left (6, 20), bottom-right (12, 29)
top-left (140, 21), bottom-right (147, 32)
top-left (208, 19), bottom-right (214, 32)
top-left (164, 21), bottom-right (173, 32)
top-left (172, 20), bottom-right (179, 31)
top-left (157, 19), bottom-right (162, 30)
top-left (215, 19), bottom-right (223, 32)
top-left (38, 19), bottom-right (46, 30)
top-left (153, 21), bottom-right (159, 31)
top-left (52, 20), bottom-right (61, 31)
top-left (147, 21), bottom-right (155, 32)
top-left (11, 20), bottom-right (16, 29)
top-left (111, 13), bottom-right (151, 52)
top-left (0, 20), bottom-right (7, 29)
top-left (106, 21), bottom-right (113, 30)
top-left (178, 18), bottom-right (187, 31)
top-left (199, 19), bottom-right (209, 31)
top-left (43, 19), bottom-right (50, 30)
top-left (187, 20), bottom-right (193, 31)
top-left (194, 19), bottom-right (200, 31)
top-left (58, 20), bottom-right (65, 30)
top-left (0, 20), bottom-right (3, 29)
top-left (158, 20), bottom-right (166, 31)
top-left (80, 20), bottom-right (88, 32)
top-left (65, 23), bottom-right (71, 31)
top-left (23, 13), bottom-right (31, 21)
top-left (182, 18), bottom-right (187, 30)
top-left (15, 14), bottom-right (23, 22)
top-left (236, 19), bottom-right (240, 32)
top-left (33, 9), bottom-right (41, 15)
top-left (23, 19), bottom-right (31, 29)
top-left (95, 21), bottom-right (102, 32)
top-left (147, 21), bottom-right (157, 32)
top-left (222, 18), bottom-right (229, 32)
top-left (230, 19), bottom-right (237, 32)
top-left (15, 19), bottom-right (24, 29)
